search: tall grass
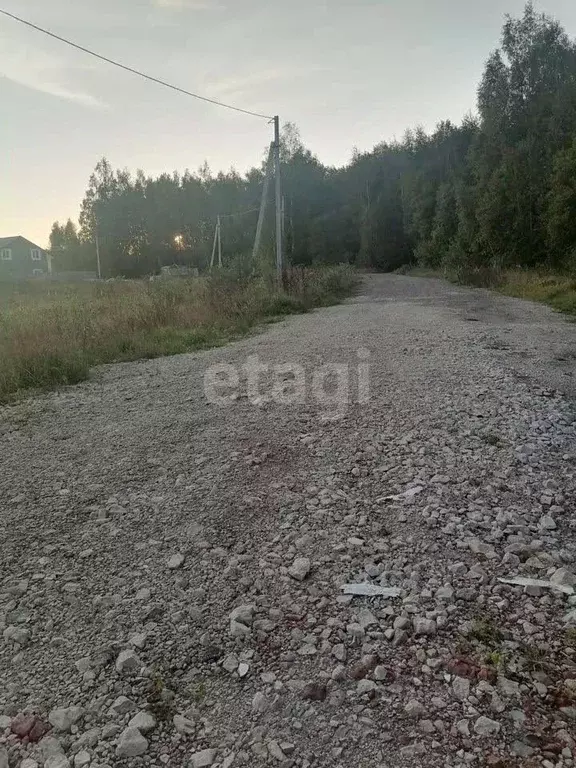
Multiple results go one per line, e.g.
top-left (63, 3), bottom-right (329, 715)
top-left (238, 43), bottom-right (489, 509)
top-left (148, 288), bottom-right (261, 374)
top-left (0, 266), bottom-right (357, 403)
top-left (495, 270), bottom-right (576, 316)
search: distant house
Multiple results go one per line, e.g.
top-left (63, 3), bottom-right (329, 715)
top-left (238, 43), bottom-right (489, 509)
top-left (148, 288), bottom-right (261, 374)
top-left (0, 236), bottom-right (51, 280)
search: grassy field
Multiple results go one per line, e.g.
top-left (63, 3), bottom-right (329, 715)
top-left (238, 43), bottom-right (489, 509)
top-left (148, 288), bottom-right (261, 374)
top-left (0, 266), bottom-right (356, 403)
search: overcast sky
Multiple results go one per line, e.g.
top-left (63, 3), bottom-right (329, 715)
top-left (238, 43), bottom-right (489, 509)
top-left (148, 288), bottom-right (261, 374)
top-left (2, 0), bottom-right (576, 247)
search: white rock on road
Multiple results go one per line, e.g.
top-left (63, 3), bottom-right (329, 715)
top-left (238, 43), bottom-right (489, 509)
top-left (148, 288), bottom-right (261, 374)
top-left (116, 727), bottom-right (149, 757)
top-left (288, 557), bottom-right (311, 581)
top-left (44, 757), bottom-right (70, 768)
top-left (109, 695), bottom-right (136, 715)
top-left (2, 626), bottom-right (30, 645)
top-left (474, 716), bottom-right (501, 736)
top-left (452, 677), bottom-right (470, 701)
top-left (190, 748), bottom-right (217, 767)
top-left (229, 604), bottom-right (254, 625)
top-left (115, 649), bottom-right (141, 675)
top-left (405, 699), bottom-right (427, 718)
top-left (173, 714), bottom-right (196, 735)
top-left (128, 711), bottom-right (157, 733)
top-left (413, 617), bottom-right (437, 637)
top-left (168, 553), bottom-right (185, 569)
top-left (539, 514), bottom-right (557, 530)
top-left (551, 567), bottom-right (576, 587)
top-left (48, 707), bottom-right (83, 732)
top-left (73, 751), bottom-right (91, 768)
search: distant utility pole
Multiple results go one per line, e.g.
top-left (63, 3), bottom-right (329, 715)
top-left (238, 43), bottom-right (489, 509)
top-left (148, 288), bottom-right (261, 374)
top-left (209, 216), bottom-right (223, 271)
top-left (210, 219), bottom-right (218, 271)
top-left (217, 214), bottom-right (222, 268)
top-left (273, 115), bottom-right (283, 282)
top-left (94, 225), bottom-right (102, 280)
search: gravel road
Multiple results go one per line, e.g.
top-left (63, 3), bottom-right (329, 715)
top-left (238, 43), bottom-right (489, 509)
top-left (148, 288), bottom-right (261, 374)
top-left (1, 274), bottom-right (576, 768)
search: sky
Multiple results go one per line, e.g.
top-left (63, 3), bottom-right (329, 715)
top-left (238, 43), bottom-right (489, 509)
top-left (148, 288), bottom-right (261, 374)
top-left (2, 0), bottom-right (576, 247)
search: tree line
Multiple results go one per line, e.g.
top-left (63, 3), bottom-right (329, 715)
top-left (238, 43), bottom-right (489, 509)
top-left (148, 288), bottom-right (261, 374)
top-left (51, 3), bottom-right (576, 278)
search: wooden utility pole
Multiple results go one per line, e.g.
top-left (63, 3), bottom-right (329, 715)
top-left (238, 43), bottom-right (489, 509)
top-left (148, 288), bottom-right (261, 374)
top-left (210, 219), bottom-right (219, 271)
top-left (273, 116), bottom-right (283, 281)
top-left (252, 143), bottom-right (273, 263)
top-left (95, 230), bottom-right (102, 280)
top-left (217, 214), bottom-right (222, 268)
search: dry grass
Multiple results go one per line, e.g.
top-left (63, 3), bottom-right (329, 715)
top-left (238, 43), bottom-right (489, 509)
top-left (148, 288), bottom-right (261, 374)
top-left (496, 270), bottom-right (576, 316)
top-left (0, 266), bottom-right (356, 402)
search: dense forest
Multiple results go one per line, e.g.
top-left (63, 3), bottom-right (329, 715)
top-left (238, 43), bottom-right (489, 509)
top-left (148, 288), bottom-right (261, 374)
top-left (51, 3), bottom-right (576, 278)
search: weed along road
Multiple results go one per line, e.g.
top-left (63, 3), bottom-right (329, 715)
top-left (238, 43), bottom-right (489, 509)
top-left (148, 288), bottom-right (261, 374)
top-left (1, 274), bottom-right (576, 768)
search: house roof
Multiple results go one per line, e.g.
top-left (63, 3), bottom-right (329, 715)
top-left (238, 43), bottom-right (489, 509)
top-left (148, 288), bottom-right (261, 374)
top-left (0, 236), bottom-right (45, 251)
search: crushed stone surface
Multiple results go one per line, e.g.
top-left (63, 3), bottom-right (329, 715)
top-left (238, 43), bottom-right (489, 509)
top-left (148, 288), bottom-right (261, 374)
top-left (1, 274), bottom-right (576, 768)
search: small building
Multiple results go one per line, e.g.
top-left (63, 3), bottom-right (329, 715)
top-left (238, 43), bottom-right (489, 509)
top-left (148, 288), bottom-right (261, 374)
top-left (0, 236), bottom-right (51, 280)
top-left (159, 265), bottom-right (199, 278)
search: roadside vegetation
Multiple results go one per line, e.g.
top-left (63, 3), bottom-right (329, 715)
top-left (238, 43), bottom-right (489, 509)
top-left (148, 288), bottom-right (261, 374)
top-left (495, 271), bottom-right (576, 317)
top-left (0, 266), bottom-right (356, 403)
top-left (406, 265), bottom-right (576, 318)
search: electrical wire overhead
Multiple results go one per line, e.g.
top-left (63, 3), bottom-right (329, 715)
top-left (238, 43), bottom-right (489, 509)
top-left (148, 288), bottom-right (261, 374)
top-left (218, 207), bottom-right (260, 219)
top-left (0, 8), bottom-right (274, 120)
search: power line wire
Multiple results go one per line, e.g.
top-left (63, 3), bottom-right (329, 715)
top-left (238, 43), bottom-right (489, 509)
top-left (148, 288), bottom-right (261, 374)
top-left (0, 8), bottom-right (274, 120)
top-left (218, 207), bottom-right (260, 219)
top-left (199, 207), bottom-right (260, 233)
